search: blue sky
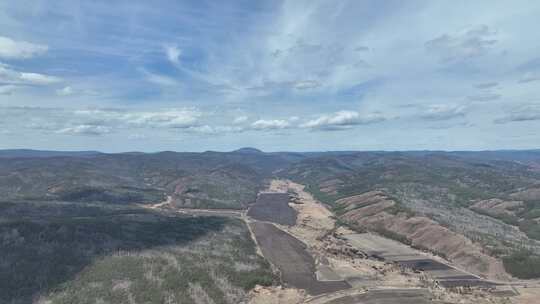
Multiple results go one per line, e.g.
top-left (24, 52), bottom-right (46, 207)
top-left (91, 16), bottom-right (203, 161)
top-left (0, 0), bottom-right (539, 152)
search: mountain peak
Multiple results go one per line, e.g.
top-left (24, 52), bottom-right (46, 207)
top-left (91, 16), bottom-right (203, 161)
top-left (232, 147), bottom-right (264, 154)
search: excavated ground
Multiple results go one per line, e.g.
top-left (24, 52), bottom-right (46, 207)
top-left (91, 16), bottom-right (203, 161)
top-left (247, 192), bottom-right (297, 226)
top-left (250, 221), bottom-right (351, 295)
top-left (246, 180), bottom-right (528, 304)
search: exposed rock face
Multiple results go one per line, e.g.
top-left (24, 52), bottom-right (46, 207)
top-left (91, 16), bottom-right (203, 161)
top-left (336, 191), bottom-right (511, 281)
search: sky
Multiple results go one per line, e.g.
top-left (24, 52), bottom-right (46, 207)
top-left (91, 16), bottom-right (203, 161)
top-left (0, 0), bottom-right (539, 152)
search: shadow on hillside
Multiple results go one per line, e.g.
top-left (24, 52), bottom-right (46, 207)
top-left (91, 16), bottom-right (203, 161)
top-left (0, 203), bottom-right (227, 304)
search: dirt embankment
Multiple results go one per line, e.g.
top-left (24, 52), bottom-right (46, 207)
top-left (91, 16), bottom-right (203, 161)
top-left (336, 191), bottom-right (510, 281)
top-left (267, 180), bottom-right (427, 286)
top-left (247, 286), bottom-right (305, 304)
top-left (471, 198), bottom-right (523, 217)
top-left (247, 180), bottom-right (422, 303)
top-left (248, 180), bottom-right (519, 304)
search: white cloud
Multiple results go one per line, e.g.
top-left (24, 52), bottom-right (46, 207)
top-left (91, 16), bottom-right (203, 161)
top-left (420, 104), bottom-right (466, 121)
top-left (293, 80), bottom-right (321, 90)
top-left (2, 107), bottom-right (201, 136)
top-left (140, 68), bottom-right (178, 86)
top-left (251, 119), bottom-right (290, 130)
top-left (354, 46), bottom-right (370, 52)
top-left (474, 82), bottom-right (498, 89)
top-left (56, 86), bottom-right (74, 96)
top-left (187, 125), bottom-right (216, 134)
top-left (125, 109), bottom-right (200, 129)
top-left (128, 133), bottom-right (147, 140)
top-left (518, 72), bottom-right (539, 84)
top-left (467, 93), bottom-right (501, 102)
top-left (0, 36), bottom-right (48, 59)
top-left (186, 125), bottom-right (245, 135)
top-left (0, 85), bottom-right (19, 95)
top-left (165, 45), bottom-right (182, 65)
top-left (494, 105), bottom-right (540, 124)
top-left (233, 115), bottom-right (248, 124)
top-left (0, 64), bottom-right (61, 85)
top-left (73, 108), bottom-right (201, 129)
top-left (301, 111), bottom-right (386, 131)
top-left (19, 72), bottom-right (61, 84)
top-left (2, 2), bottom-right (540, 151)
top-left (425, 25), bottom-right (497, 62)
top-left (56, 125), bottom-right (111, 136)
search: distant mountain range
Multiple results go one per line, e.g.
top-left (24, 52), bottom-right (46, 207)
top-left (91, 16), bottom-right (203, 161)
top-left (2, 148), bottom-right (539, 158)
top-left (0, 149), bottom-right (103, 158)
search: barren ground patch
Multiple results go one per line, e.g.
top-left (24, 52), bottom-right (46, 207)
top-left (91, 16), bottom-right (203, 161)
top-left (248, 193), bottom-right (297, 226)
top-left (249, 221), bottom-right (351, 295)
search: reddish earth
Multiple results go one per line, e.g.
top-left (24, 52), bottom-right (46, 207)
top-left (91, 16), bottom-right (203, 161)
top-left (336, 191), bottom-right (510, 281)
top-left (471, 198), bottom-right (523, 217)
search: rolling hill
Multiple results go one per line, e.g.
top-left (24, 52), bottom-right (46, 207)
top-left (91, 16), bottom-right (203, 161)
top-left (2, 149), bottom-right (540, 303)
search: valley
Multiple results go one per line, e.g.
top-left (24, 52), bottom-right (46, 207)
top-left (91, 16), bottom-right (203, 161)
top-left (2, 149), bottom-right (540, 303)
top-left (243, 179), bottom-right (539, 304)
